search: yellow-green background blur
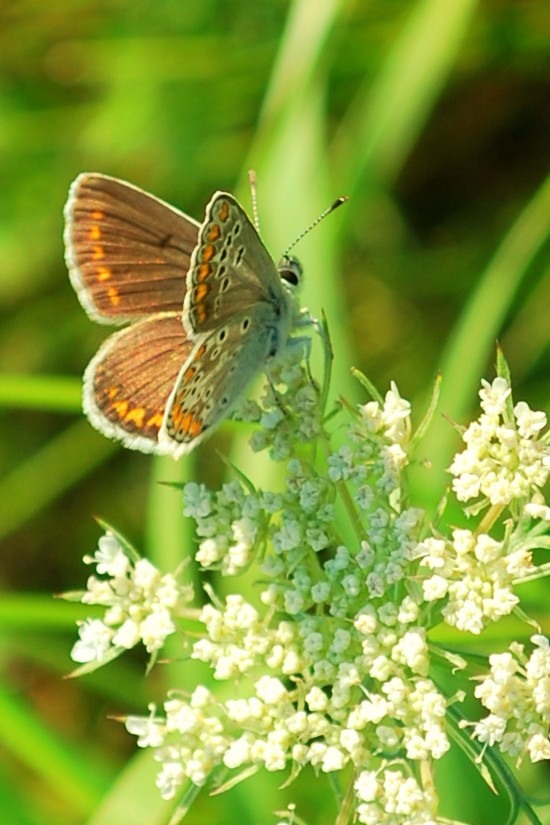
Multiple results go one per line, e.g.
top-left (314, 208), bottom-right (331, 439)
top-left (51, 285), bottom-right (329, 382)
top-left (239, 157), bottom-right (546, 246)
top-left (0, 1), bottom-right (549, 824)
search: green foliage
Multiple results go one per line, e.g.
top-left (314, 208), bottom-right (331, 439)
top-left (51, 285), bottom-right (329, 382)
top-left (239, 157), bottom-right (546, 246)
top-left (0, 0), bottom-right (549, 823)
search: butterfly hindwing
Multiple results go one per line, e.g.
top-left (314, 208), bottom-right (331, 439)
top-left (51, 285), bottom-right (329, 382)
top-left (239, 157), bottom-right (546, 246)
top-left (160, 305), bottom-right (287, 456)
top-left (64, 174), bottom-right (200, 324)
top-left (84, 312), bottom-right (193, 454)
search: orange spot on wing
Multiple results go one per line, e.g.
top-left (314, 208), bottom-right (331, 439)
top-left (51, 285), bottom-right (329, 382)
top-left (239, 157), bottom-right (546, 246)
top-left (125, 407), bottom-right (145, 427)
top-left (201, 244), bottom-right (215, 263)
top-left (183, 367), bottom-right (196, 384)
top-left (170, 402), bottom-right (184, 428)
top-left (92, 210), bottom-right (104, 220)
top-left (194, 283), bottom-right (208, 302)
top-left (189, 418), bottom-right (203, 438)
top-left (97, 266), bottom-right (112, 281)
top-left (195, 344), bottom-right (207, 359)
top-left (218, 201), bottom-right (230, 222)
top-left (181, 412), bottom-right (193, 434)
top-left (207, 223), bottom-right (221, 242)
top-left (195, 305), bottom-right (207, 324)
top-left (107, 386), bottom-right (119, 400)
top-left (107, 286), bottom-right (120, 305)
top-left (197, 263), bottom-right (211, 282)
top-left (113, 400), bottom-right (129, 417)
top-left (92, 246), bottom-right (104, 260)
top-left (146, 412), bottom-right (163, 430)
top-left (89, 225), bottom-right (102, 240)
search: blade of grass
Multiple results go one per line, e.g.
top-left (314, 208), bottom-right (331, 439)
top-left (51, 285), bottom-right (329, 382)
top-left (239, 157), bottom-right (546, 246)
top-left (0, 373), bottom-right (81, 413)
top-left (415, 171), bottom-right (550, 504)
top-left (242, 0), bottom-right (354, 397)
top-left (145, 454), bottom-right (203, 691)
top-left (256, 0), bottom-right (348, 133)
top-left (229, 2), bottom-right (357, 546)
top-left (501, 260), bottom-right (550, 382)
top-left (0, 681), bottom-right (110, 816)
top-left (0, 594), bottom-right (93, 630)
top-left (334, 0), bottom-right (480, 193)
top-left (145, 455), bottom-right (196, 572)
top-left (86, 749), bottom-right (178, 825)
top-left (251, 85), bottom-right (353, 398)
top-left (0, 419), bottom-right (117, 541)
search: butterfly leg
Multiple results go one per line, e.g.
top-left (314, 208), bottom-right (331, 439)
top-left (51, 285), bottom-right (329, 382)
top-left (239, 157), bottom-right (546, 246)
top-left (290, 304), bottom-right (334, 389)
top-left (264, 369), bottom-right (288, 416)
top-left (285, 334), bottom-right (315, 387)
top-left (291, 310), bottom-right (334, 411)
top-left (262, 333), bottom-right (314, 424)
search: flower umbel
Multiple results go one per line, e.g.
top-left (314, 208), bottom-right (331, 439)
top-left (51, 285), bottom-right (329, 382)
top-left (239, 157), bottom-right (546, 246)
top-left (70, 349), bottom-right (550, 824)
top-left (449, 377), bottom-right (550, 506)
top-left (470, 635), bottom-right (550, 763)
top-left (70, 532), bottom-right (194, 663)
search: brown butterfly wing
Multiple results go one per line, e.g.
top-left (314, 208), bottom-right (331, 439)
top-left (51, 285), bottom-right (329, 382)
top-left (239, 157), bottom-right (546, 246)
top-left (64, 174), bottom-right (200, 324)
top-left (83, 312), bottom-right (193, 454)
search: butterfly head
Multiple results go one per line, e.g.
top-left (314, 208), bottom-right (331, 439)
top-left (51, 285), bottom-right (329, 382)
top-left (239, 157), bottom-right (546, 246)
top-left (277, 255), bottom-right (303, 291)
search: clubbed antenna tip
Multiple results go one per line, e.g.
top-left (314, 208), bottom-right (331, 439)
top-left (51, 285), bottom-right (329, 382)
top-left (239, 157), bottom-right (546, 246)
top-left (282, 195), bottom-right (349, 258)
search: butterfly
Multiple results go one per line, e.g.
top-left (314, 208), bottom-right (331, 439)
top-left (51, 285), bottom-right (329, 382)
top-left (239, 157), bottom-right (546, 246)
top-left (64, 173), bottom-right (303, 458)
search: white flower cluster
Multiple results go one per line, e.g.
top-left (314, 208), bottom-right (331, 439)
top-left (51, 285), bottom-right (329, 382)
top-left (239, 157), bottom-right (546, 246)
top-left (71, 361), bottom-right (550, 823)
top-left (121, 383), bottom-right (451, 806)
top-left (355, 382), bottom-right (412, 494)
top-left (125, 593), bottom-right (448, 800)
top-left (355, 767), bottom-right (438, 825)
top-left (449, 377), bottom-right (550, 506)
top-left (416, 528), bottom-right (534, 634)
top-left (183, 480), bottom-right (262, 575)
top-left (126, 686), bottom-right (229, 794)
top-left (236, 342), bottom-right (323, 460)
top-left (471, 635), bottom-right (550, 763)
top-left (71, 533), bottom-right (193, 663)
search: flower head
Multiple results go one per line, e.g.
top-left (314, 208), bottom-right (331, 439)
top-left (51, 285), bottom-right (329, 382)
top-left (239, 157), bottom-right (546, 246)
top-left (71, 533), bottom-right (194, 662)
top-left (449, 377), bottom-right (550, 506)
top-left (71, 355), bottom-right (550, 824)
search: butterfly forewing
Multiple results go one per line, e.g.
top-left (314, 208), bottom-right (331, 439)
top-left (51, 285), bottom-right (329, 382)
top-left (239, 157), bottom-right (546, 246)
top-left (84, 312), bottom-right (193, 454)
top-left (65, 174), bottom-right (200, 324)
top-left (184, 192), bottom-right (285, 336)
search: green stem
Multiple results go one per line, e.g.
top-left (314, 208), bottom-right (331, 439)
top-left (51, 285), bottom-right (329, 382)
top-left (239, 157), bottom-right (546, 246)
top-left (334, 769), bottom-right (357, 825)
top-left (320, 433), bottom-right (364, 547)
top-left (476, 503), bottom-right (505, 535)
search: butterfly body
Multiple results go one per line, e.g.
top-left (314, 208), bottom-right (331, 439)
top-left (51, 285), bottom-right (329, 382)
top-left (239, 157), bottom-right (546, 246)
top-left (64, 173), bottom-right (302, 457)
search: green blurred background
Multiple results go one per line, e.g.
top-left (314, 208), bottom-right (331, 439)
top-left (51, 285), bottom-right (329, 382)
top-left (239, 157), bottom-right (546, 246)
top-left (0, 1), bottom-right (549, 823)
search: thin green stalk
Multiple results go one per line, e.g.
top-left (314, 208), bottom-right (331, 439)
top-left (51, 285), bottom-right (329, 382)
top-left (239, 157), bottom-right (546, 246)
top-left (334, 0), bottom-right (480, 193)
top-left (417, 172), bottom-right (550, 505)
top-left (0, 420), bottom-right (117, 541)
top-left (0, 373), bottom-right (81, 413)
top-left (0, 682), bottom-right (110, 816)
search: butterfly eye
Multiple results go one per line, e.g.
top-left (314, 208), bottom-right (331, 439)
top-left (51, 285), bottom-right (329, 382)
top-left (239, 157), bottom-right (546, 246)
top-left (277, 255), bottom-right (302, 288)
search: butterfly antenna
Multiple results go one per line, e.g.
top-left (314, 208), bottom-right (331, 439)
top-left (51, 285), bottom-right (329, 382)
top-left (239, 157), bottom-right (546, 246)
top-left (282, 196), bottom-right (348, 258)
top-left (248, 169), bottom-right (261, 233)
